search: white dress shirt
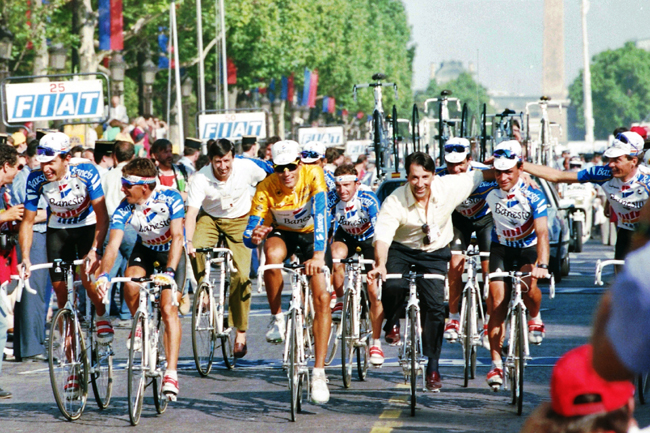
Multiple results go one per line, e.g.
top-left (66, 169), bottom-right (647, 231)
top-left (102, 161), bottom-right (128, 216)
top-left (187, 158), bottom-right (267, 218)
top-left (374, 170), bottom-right (484, 252)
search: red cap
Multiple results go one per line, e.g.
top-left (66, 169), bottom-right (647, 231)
top-left (550, 344), bottom-right (635, 417)
top-left (630, 126), bottom-right (648, 140)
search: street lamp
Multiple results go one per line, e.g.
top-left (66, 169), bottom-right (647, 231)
top-left (49, 43), bottom-right (67, 71)
top-left (109, 54), bottom-right (126, 82)
top-left (181, 76), bottom-right (194, 98)
top-left (260, 96), bottom-right (271, 113)
top-left (141, 58), bottom-right (157, 115)
top-left (0, 25), bottom-right (13, 61)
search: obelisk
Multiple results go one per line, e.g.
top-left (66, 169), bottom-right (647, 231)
top-left (542, 0), bottom-right (568, 142)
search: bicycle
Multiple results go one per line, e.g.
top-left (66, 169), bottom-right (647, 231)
top-left (385, 268), bottom-right (445, 416)
top-left (333, 256), bottom-right (375, 388)
top-left (525, 96), bottom-right (567, 166)
top-left (110, 269), bottom-right (178, 425)
top-left (257, 262), bottom-right (329, 422)
top-left (353, 73), bottom-right (398, 182)
top-left (191, 244), bottom-right (238, 375)
top-left (21, 259), bottom-right (114, 421)
top-left (486, 270), bottom-right (554, 415)
top-left (423, 89), bottom-right (461, 161)
top-left (450, 247), bottom-right (490, 387)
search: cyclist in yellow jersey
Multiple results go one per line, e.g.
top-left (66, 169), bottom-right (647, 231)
top-left (243, 140), bottom-right (332, 404)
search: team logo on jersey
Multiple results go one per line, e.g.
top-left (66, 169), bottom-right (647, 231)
top-left (58, 183), bottom-right (71, 198)
top-left (344, 204), bottom-right (357, 219)
top-left (621, 185), bottom-right (633, 199)
top-left (506, 194), bottom-right (518, 208)
top-left (293, 206), bottom-right (309, 220)
top-left (142, 207), bottom-right (158, 223)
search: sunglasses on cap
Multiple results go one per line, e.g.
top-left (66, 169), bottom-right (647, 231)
top-left (301, 150), bottom-right (322, 160)
top-left (273, 160), bottom-right (300, 173)
top-left (37, 146), bottom-right (65, 157)
top-left (494, 148), bottom-right (518, 159)
top-left (615, 133), bottom-right (631, 144)
top-left (444, 144), bottom-right (467, 153)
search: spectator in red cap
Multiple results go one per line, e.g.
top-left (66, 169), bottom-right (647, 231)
top-left (520, 344), bottom-right (646, 433)
top-left (630, 126), bottom-right (648, 141)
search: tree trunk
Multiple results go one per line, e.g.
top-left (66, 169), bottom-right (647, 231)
top-left (75, 0), bottom-right (96, 74)
top-left (31, 0), bottom-right (49, 130)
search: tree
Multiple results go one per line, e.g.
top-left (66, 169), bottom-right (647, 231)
top-left (569, 41), bottom-right (650, 139)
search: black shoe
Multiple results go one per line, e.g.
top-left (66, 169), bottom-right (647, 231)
top-left (0, 387), bottom-right (12, 399)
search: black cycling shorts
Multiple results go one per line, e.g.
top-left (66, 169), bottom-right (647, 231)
top-left (451, 212), bottom-right (493, 261)
top-left (331, 228), bottom-right (375, 272)
top-left (615, 227), bottom-right (633, 260)
top-left (267, 229), bottom-right (332, 268)
top-left (488, 242), bottom-right (538, 282)
top-left (128, 243), bottom-right (187, 294)
top-left (46, 225), bottom-right (95, 282)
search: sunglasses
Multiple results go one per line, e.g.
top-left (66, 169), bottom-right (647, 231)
top-left (616, 133), bottom-right (630, 144)
top-left (494, 149), bottom-right (518, 159)
top-left (301, 150), bottom-right (321, 159)
top-left (444, 144), bottom-right (467, 153)
top-left (273, 160), bottom-right (300, 173)
top-left (37, 146), bottom-right (65, 157)
top-left (422, 224), bottom-right (431, 246)
top-left (121, 179), bottom-right (146, 189)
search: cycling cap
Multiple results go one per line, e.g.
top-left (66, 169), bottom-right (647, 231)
top-left (493, 140), bottom-right (521, 171)
top-left (272, 140), bottom-right (301, 166)
top-left (604, 131), bottom-right (644, 159)
top-left (37, 132), bottom-right (71, 163)
top-left (569, 156), bottom-right (583, 168)
top-left (444, 137), bottom-right (470, 164)
top-left (301, 141), bottom-right (326, 163)
top-left (550, 344), bottom-right (634, 417)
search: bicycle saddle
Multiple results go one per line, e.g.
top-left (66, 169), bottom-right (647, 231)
top-left (501, 108), bottom-right (516, 116)
top-left (540, 95), bottom-right (551, 101)
top-left (440, 89), bottom-right (452, 97)
top-left (372, 72), bottom-right (387, 81)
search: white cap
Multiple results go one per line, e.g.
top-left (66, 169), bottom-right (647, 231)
top-left (301, 141), bottom-right (326, 163)
top-left (444, 137), bottom-right (470, 163)
top-left (493, 140), bottom-right (522, 171)
top-left (604, 131), bottom-right (644, 159)
top-left (271, 140), bottom-right (301, 166)
top-left (36, 132), bottom-right (71, 163)
top-left (569, 156), bottom-right (583, 168)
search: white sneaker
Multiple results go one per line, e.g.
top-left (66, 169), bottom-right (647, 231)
top-left (265, 315), bottom-right (285, 343)
top-left (311, 370), bottom-right (330, 404)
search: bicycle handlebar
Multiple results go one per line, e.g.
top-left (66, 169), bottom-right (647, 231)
top-left (333, 258), bottom-right (375, 265)
top-left (487, 271), bottom-right (555, 299)
top-left (256, 263), bottom-right (331, 293)
top-left (194, 247), bottom-right (238, 273)
top-left (352, 82), bottom-right (398, 103)
top-left (451, 251), bottom-right (490, 258)
top-left (594, 259), bottom-right (625, 286)
top-left (17, 259), bottom-right (86, 302)
top-left (423, 97), bottom-right (462, 114)
top-left (385, 273), bottom-right (445, 281)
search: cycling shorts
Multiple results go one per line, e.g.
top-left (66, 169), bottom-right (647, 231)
top-left (267, 229), bottom-right (332, 268)
top-left (46, 225), bottom-right (95, 282)
top-left (128, 243), bottom-right (187, 294)
top-left (615, 227), bottom-right (633, 260)
top-left (451, 212), bottom-right (493, 261)
top-left (488, 243), bottom-right (537, 282)
top-left (332, 228), bottom-right (375, 272)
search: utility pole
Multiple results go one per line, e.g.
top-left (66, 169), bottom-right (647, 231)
top-left (581, 0), bottom-right (595, 149)
top-left (196, 0), bottom-right (206, 113)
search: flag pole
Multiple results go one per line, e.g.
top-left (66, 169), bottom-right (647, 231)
top-left (219, 0), bottom-right (228, 109)
top-left (171, 1), bottom-right (184, 152)
top-left (196, 0), bottom-right (206, 113)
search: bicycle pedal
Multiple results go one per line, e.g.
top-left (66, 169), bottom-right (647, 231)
top-left (165, 392), bottom-right (177, 402)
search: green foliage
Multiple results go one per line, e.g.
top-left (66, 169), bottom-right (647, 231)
top-left (569, 41), bottom-right (650, 139)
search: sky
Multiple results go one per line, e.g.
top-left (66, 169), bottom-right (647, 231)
top-left (402, 0), bottom-right (650, 95)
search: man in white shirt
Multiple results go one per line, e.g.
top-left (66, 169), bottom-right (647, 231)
top-left (185, 138), bottom-right (267, 358)
top-left (101, 140), bottom-right (136, 319)
top-left (368, 151), bottom-right (492, 391)
top-left (109, 95), bottom-right (129, 124)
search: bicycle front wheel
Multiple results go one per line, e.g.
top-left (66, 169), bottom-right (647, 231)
top-left (288, 309), bottom-right (299, 422)
top-left (341, 290), bottom-right (354, 388)
top-left (49, 308), bottom-right (89, 421)
top-left (325, 319), bottom-right (340, 366)
top-left (90, 316), bottom-right (113, 409)
top-left (409, 306), bottom-right (418, 417)
top-left (511, 305), bottom-right (525, 415)
top-left (127, 312), bottom-right (146, 426)
top-left (219, 277), bottom-right (236, 369)
top-left (191, 283), bottom-right (216, 376)
top-left (462, 290), bottom-right (472, 388)
top-left (153, 317), bottom-right (169, 414)
top-left (357, 289), bottom-right (370, 381)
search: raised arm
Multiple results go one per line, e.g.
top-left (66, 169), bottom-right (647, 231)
top-left (522, 161), bottom-right (580, 184)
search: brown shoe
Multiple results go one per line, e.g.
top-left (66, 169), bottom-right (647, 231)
top-left (233, 342), bottom-right (247, 359)
top-left (426, 371), bottom-right (442, 392)
top-left (385, 324), bottom-right (401, 345)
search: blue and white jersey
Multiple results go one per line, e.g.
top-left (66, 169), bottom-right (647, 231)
top-left (324, 169), bottom-right (339, 211)
top-left (25, 160), bottom-right (104, 229)
top-left (577, 165), bottom-right (650, 231)
top-left (486, 179), bottom-right (547, 248)
top-left (437, 162), bottom-right (498, 220)
top-left (331, 188), bottom-right (380, 242)
top-left (110, 188), bottom-right (185, 252)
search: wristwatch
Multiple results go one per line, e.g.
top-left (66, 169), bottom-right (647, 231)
top-left (537, 263), bottom-right (548, 269)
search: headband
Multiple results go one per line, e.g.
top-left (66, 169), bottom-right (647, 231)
top-left (122, 174), bottom-right (157, 185)
top-left (335, 175), bottom-right (358, 183)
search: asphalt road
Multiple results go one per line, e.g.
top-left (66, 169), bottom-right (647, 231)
top-left (1, 238), bottom-right (648, 432)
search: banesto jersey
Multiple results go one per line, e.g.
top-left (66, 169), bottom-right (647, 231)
top-left (577, 165), bottom-right (650, 231)
top-left (331, 188), bottom-right (380, 242)
top-left (110, 189), bottom-right (185, 252)
top-left (436, 163), bottom-right (498, 220)
top-left (486, 179), bottom-right (547, 248)
top-left (25, 161), bottom-right (103, 229)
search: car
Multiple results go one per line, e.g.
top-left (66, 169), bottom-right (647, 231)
top-left (375, 174), bottom-right (571, 282)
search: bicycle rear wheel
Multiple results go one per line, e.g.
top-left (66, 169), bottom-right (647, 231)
top-left (409, 306), bottom-right (418, 417)
top-left (191, 282), bottom-right (215, 376)
top-left (49, 308), bottom-right (89, 421)
top-left (153, 317), bottom-right (169, 414)
top-left (219, 277), bottom-right (236, 369)
top-left (127, 312), bottom-right (146, 426)
top-left (288, 309), bottom-right (299, 422)
top-left (357, 289), bottom-right (370, 381)
top-left (90, 314), bottom-right (113, 409)
top-left (341, 290), bottom-right (354, 388)
top-left (325, 320), bottom-right (340, 366)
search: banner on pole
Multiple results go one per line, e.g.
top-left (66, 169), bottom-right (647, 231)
top-left (198, 111), bottom-right (267, 141)
top-left (5, 79), bottom-right (105, 123)
top-left (297, 126), bottom-right (345, 146)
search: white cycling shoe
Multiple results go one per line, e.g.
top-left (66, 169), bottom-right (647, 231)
top-left (311, 370), bottom-right (330, 404)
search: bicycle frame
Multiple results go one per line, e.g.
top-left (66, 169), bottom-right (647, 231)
top-left (453, 248), bottom-right (489, 344)
top-left (196, 248), bottom-right (237, 337)
top-left (525, 97), bottom-right (567, 165)
top-left (594, 259), bottom-right (625, 286)
top-left (334, 258), bottom-right (375, 346)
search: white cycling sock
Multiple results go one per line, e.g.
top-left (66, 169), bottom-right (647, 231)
top-left (97, 312), bottom-right (110, 320)
top-left (372, 339), bottom-right (382, 348)
top-left (313, 367), bottom-right (325, 377)
top-left (492, 360), bottom-right (503, 370)
top-left (275, 312), bottom-right (284, 322)
top-left (529, 312), bottom-right (542, 323)
top-left (165, 369), bottom-right (177, 380)
top-left (449, 313), bottom-right (460, 322)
